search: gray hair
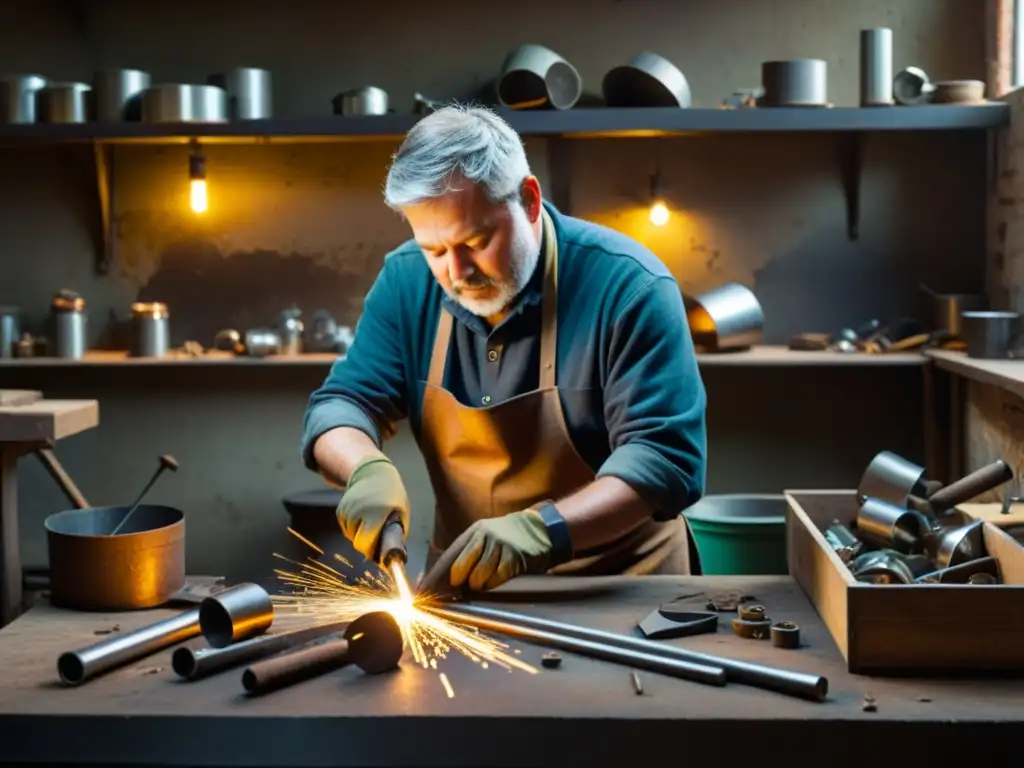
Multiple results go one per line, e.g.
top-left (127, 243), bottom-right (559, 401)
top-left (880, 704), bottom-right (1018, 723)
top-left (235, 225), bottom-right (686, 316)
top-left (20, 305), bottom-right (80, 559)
top-left (383, 104), bottom-right (532, 210)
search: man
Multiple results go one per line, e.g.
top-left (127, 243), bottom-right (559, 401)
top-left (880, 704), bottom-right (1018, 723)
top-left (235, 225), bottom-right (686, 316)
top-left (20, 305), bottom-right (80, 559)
top-left (301, 104), bottom-right (707, 593)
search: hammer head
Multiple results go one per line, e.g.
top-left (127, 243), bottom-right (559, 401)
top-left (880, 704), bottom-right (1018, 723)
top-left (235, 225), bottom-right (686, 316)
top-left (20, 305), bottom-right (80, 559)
top-left (344, 610), bottom-right (404, 674)
top-left (160, 455), bottom-right (179, 472)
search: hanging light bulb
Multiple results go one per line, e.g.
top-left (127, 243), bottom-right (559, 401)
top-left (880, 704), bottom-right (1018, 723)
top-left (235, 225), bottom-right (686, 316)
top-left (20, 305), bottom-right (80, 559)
top-left (649, 171), bottom-right (669, 226)
top-left (189, 142), bottom-right (207, 214)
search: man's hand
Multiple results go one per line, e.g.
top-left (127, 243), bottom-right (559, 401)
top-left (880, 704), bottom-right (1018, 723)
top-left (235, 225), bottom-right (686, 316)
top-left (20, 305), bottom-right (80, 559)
top-left (336, 455), bottom-right (410, 561)
top-left (424, 509), bottom-right (553, 593)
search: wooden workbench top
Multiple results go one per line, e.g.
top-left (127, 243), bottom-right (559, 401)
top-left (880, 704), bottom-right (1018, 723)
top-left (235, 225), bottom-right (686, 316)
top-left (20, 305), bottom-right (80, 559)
top-left (0, 575), bottom-right (1020, 766)
top-left (0, 398), bottom-right (97, 442)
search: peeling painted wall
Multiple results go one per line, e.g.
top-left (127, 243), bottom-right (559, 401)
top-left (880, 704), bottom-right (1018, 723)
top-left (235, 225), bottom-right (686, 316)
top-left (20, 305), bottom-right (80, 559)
top-left (0, 0), bottom-right (990, 579)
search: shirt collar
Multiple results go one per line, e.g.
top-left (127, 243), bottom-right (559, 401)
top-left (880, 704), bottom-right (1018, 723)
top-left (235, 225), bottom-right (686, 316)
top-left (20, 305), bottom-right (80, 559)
top-left (440, 201), bottom-right (557, 336)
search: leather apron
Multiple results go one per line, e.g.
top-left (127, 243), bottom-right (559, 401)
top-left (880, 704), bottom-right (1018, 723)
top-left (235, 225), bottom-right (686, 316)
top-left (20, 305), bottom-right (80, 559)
top-left (415, 209), bottom-right (692, 577)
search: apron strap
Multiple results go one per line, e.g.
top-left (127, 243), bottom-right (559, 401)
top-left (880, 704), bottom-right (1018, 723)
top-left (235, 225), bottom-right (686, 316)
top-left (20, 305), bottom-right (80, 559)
top-left (425, 207), bottom-right (559, 390)
top-left (538, 209), bottom-right (558, 390)
top-left (427, 308), bottom-right (454, 387)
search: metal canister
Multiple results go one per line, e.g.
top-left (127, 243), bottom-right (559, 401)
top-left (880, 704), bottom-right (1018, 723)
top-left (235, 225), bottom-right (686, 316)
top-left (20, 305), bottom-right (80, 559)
top-left (208, 68), bottom-right (272, 120)
top-left (131, 302), bottom-right (171, 357)
top-left (0, 74), bottom-right (47, 123)
top-left (51, 290), bottom-right (87, 360)
top-left (761, 60), bottom-right (828, 106)
top-left (94, 69), bottom-right (151, 122)
top-left (35, 82), bottom-right (92, 123)
top-left (0, 307), bottom-right (19, 358)
top-left (859, 28), bottom-right (893, 106)
top-left (278, 307), bottom-right (304, 356)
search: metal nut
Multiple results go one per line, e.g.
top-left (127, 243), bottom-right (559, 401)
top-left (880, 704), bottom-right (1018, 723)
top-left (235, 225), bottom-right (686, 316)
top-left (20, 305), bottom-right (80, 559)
top-left (770, 620), bottom-right (801, 649)
top-left (737, 603), bottom-right (766, 621)
top-left (731, 616), bottom-right (772, 640)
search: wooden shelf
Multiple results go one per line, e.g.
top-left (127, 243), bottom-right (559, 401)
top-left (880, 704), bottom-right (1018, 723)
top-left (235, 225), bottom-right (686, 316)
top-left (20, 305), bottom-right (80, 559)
top-left (0, 105), bottom-right (1008, 145)
top-left (926, 349), bottom-right (1024, 399)
top-left (0, 346), bottom-right (927, 368)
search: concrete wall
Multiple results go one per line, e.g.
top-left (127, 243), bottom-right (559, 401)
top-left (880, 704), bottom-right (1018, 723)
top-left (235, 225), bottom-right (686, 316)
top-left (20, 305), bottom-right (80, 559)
top-left (1, 0), bottom-right (988, 580)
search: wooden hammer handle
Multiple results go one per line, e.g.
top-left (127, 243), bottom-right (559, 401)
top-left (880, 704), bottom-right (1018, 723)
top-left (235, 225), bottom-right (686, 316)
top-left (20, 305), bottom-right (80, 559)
top-left (929, 460), bottom-right (1014, 511)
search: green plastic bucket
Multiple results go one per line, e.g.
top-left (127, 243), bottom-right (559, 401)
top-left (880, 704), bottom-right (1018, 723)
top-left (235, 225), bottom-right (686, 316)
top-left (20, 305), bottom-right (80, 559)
top-left (684, 494), bottom-right (788, 575)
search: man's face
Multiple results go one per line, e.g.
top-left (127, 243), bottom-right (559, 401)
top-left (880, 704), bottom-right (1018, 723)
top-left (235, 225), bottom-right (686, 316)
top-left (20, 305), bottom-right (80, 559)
top-left (403, 178), bottom-right (542, 320)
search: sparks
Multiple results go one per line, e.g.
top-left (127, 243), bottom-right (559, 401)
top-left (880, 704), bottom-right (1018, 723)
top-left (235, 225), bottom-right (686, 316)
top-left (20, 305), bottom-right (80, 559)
top-left (269, 529), bottom-right (538, 688)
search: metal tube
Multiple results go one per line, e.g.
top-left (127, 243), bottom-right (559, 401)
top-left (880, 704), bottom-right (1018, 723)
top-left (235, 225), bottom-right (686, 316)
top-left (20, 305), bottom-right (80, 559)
top-left (860, 28), bottom-right (893, 106)
top-left (242, 637), bottom-right (353, 694)
top-left (173, 621), bottom-right (349, 681)
top-left (429, 607), bottom-right (727, 688)
top-left (436, 604), bottom-right (828, 702)
top-left (57, 608), bottom-right (200, 686)
top-left (199, 582), bottom-right (274, 648)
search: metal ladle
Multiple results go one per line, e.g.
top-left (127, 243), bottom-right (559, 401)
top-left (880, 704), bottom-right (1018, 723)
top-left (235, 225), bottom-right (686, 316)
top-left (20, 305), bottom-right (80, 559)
top-left (109, 454), bottom-right (179, 535)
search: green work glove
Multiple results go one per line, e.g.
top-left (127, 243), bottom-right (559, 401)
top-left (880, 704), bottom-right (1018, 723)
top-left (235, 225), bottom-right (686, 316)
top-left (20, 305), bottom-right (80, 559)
top-left (336, 456), bottom-right (410, 561)
top-left (449, 509), bottom-right (552, 592)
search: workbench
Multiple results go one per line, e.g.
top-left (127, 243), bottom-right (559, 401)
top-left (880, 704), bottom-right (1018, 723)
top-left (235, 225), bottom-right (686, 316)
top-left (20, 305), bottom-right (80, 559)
top-left (0, 575), bottom-right (1020, 767)
top-left (0, 393), bottom-right (98, 627)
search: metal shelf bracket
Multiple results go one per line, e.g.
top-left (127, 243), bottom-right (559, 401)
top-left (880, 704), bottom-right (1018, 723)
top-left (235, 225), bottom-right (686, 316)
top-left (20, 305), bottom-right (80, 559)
top-left (93, 142), bottom-right (113, 275)
top-left (837, 132), bottom-right (863, 242)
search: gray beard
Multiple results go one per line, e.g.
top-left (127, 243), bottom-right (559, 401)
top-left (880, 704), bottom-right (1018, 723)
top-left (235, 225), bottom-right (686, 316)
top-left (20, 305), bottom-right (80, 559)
top-left (449, 218), bottom-right (540, 318)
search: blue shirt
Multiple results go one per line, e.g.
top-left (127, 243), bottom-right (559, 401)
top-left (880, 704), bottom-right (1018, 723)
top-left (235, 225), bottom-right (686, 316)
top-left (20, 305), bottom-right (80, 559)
top-left (301, 202), bottom-right (707, 521)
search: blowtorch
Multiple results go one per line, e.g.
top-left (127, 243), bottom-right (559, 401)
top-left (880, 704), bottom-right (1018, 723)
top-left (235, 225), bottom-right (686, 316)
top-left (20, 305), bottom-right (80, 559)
top-left (377, 512), bottom-right (411, 596)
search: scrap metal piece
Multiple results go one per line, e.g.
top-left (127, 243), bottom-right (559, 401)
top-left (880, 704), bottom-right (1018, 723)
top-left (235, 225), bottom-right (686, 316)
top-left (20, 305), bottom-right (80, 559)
top-left (737, 604), bottom-right (766, 622)
top-left (541, 652), bottom-right (562, 669)
top-left (631, 670), bottom-right (643, 695)
top-left (849, 549), bottom-right (932, 584)
top-left (933, 520), bottom-right (987, 570)
top-left (637, 605), bottom-right (718, 639)
top-left (770, 621), bottom-right (800, 649)
top-left (862, 693), bottom-right (878, 712)
top-left (433, 603), bottom-right (828, 702)
top-left (914, 555), bottom-right (1001, 585)
top-left (823, 523), bottom-right (863, 563)
top-left (731, 617), bottom-right (773, 640)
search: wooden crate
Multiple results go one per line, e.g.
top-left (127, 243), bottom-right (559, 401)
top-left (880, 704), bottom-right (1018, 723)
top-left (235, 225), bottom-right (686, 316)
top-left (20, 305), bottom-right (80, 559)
top-left (785, 489), bottom-right (1024, 674)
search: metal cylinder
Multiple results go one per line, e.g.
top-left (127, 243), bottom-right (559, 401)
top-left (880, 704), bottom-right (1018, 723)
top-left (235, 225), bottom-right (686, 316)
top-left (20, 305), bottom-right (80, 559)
top-left (130, 302), bottom-right (170, 357)
top-left (333, 86), bottom-right (389, 116)
top-left (191, 84), bottom-right (228, 122)
top-left (858, 450), bottom-right (926, 505)
top-left (856, 497), bottom-right (929, 552)
top-left (57, 608), bottom-right (201, 686)
top-left (432, 603), bottom-right (827, 702)
top-left (497, 44), bottom-right (582, 110)
top-left (0, 74), bottom-right (47, 122)
top-left (174, 620), bottom-right (350, 680)
top-left (51, 291), bottom-right (87, 360)
top-left (0, 307), bottom-right (19, 359)
top-left (430, 607), bottom-right (728, 688)
top-left (761, 60), bottom-right (827, 106)
top-left (199, 582), bottom-right (274, 648)
top-left (94, 69), bottom-right (151, 122)
top-left (36, 82), bottom-right (91, 124)
top-left (686, 283), bottom-right (765, 351)
top-left (961, 311), bottom-right (1019, 359)
top-left (209, 68), bottom-right (272, 120)
top-left (860, 28), bottom-right (893, 106)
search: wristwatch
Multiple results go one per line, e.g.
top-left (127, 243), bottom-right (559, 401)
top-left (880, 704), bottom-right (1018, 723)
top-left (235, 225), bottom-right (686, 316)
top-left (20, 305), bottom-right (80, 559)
top-left (534, 501), bottom-right (574, 567)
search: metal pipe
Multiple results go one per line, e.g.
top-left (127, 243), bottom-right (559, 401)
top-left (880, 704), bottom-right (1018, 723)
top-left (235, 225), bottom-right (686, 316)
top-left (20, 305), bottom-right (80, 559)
top-left (173, 620), bottom-right (349, 680)
top-left (57, 608), bottom-right (200, 686)
top-left (198, 582), bottom-right (274, 648)
top-left (429, 607), bottom-right (727, 688)
top-left (434, 604), bottom-right (828, 702)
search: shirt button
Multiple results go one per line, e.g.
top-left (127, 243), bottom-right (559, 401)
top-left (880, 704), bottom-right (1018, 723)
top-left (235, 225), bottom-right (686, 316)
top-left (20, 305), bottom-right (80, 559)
top-left (482, 395), bottom-right (491, 405)
top-left (487, 349), bottom-right (499, 362)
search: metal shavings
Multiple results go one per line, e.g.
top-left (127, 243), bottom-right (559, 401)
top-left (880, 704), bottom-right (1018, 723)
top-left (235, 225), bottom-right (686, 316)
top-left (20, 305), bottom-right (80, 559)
top-left (917, 696), bottom-right (932, 703)
top-left (93, 624), bottom-right (121, 636)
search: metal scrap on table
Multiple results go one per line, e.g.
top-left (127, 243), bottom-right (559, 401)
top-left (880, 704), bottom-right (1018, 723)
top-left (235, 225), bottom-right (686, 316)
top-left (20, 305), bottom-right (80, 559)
top-left (828, 450), bottom-right (1016, 585)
